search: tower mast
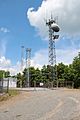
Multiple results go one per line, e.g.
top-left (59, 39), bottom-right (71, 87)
top-left (21, 46), bottom-right (24, 72)
top-left (26, 48), bottom-right (31, 87)
top-left (46, 17), bottom-right (60, 81)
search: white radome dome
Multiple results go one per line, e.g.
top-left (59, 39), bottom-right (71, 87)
top-left (51, 23), bottom-right (60, 32)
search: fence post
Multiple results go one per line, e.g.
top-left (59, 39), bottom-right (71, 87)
top-left (0, 79), bottom-right (3, 93)
top-left (34, 81), bottom-right (36, 91)
top-left (2, 78), bottom-right (3, 93)
top-left (57, 80), bottom-right (58, 88)
top-left (72, 82), bottom-right (74, 89)
top-left (7, 78), bottom-right (9, 93)
top-left (51, 81), bottom-right (53, 89)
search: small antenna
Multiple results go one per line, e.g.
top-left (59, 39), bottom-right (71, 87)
top-left (51, 12), bottom-right (53, 20)
top-left (54, 16), bottom-right (58, 24)
top-left (50, 12), bottom-right (56, 23)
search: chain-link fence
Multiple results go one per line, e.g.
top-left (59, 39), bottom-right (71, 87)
top-left (32, 80), bottom-right (74, 89)
top-left (0, 78), bottom-right (9, 93)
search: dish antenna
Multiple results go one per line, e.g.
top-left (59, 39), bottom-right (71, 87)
top-left (46, 13), bottom-right (60, 81)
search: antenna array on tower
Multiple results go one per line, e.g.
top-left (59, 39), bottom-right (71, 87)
top-left (46, 15), bottom-right (60, 81)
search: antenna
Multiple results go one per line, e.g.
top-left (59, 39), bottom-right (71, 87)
top-left (51, 12), bottom-right (53, 20)
top-left (46, 14), bottom-right (60, 82)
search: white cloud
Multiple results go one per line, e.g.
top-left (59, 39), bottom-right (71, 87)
top-left (0, 27), bottom-right (10, 33)
top-left (0, 39), bottom-right (7, 57)
top-left (0, 56), bottom-right (11, 67)
top-left (31, 48), bottom-right (80, 67)
top-left (8, 61), bottom-right (21, 76)
top-left (56, 49), bottom-right (80, 65)
top-left (31, 49), bottom-right (48, 69)
top-left (27, 0), bottom-right (80, 38)
top-left (0, 56), bottom-right (21, 76)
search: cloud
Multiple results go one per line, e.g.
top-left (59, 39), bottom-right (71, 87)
top-left (27, 0), bottom-right (80, 38)
top-left (56, 49), bottom-right (80, 65)
top-left (31, 48), bottom-right (80, 67)
top-left (0, 27), bottom-right (10, 33)
top-left (0, 39), bottom-right (7, 57)
top-left (8, 61), bottom-right (21, 76)
top-left (31, 49), bottom-right (48, 69)
top-left (0, 56), bottom-right (11, 68)
top-left (23, 45), bottom-right (80, 69)
top-left (0, 56), bottom-right (21, 75)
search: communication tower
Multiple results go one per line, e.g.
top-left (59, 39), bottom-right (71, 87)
top-left (26, 48), bottom-right (31, 87)
top-left (21, 46), bottom-right (24, 72)
top-left (46, 16), bottom-right (60, 81)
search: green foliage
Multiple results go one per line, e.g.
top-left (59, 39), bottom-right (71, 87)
top-left (16, 52), bottom-right (80, 88)
top-left (57, 63), bottom-right (66, 79)
top-left (0, 70), bottom-right (10, 78)
top-left (72, 53), bottom-right (80, 88)
top-left (8, 90), bottom-right (19, 96)
top-left (16, 72), bottom-right (23, 87)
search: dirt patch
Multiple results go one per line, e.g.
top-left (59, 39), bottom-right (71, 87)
top-left (0, 93), bottom-right (9, 101)
top-left (0, 91), bottom-right (31, 109)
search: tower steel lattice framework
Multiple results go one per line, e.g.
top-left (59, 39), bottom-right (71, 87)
top-left (26, 48), bottom-right (31, 87)
top-left (21, 46), bottom-right (24, 72)
top-left (46, 18), bottom-right (59, 81)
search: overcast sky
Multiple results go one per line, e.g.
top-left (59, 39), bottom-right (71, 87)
top-left (0, 0), bottom-right (80, 75)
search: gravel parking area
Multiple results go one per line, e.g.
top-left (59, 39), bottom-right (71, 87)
top-left (0, 88), bottom-right (80, 120)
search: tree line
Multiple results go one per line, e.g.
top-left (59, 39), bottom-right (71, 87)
top-left (17, 52), bottom-right (80, 88)
top-left (0, 53), bottom-right (79, 88)
top-left (0, 70), bottom-right (10, 79)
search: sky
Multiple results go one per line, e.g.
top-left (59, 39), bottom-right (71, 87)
top-left (0, 0), bottom-right (80, 75)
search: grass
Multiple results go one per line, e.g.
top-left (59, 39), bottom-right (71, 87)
top-left (8, 89), bottom-right (19, 96)
top-left (0, 90), bottom-right (19, 102)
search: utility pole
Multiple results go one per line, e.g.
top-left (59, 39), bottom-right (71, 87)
top-left (26, 48), bottom-right (31, 87)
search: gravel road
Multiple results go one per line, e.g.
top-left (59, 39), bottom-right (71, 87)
top-left (0, 88), bottom-right (80, 120)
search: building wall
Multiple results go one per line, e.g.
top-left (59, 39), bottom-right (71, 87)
top-left (3, 78), bottom-right (17, 88)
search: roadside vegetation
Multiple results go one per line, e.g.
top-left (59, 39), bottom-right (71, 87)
top-left (0, 90), bottom-right (19, 102)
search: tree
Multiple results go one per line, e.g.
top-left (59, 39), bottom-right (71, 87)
top-left (34, 68), bottom-right (41, 82)
top-left (5, 71), bottom-right (10, 77)
top-left (41, 65), bottom-right (48, 82)
top-left (0, 70), bottom-right (10, 78)
top-left (16, 73), bottom-right (22, 87)
top-left (72, 52), bottom-right (80, 88)
top-left (57, 63), bottom-right (66, 80)
top-left (29, 67), bottom-right (36, 86)
top-left (16, 52), bottom-right (80, 88)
